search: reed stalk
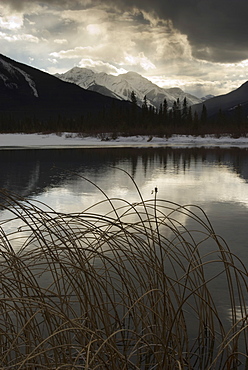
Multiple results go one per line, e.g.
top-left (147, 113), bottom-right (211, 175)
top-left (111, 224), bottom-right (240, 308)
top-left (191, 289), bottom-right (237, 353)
top-left (0, 180), bottom-right (247, 369)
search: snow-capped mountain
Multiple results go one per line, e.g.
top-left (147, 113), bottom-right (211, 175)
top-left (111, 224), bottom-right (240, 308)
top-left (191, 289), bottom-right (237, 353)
top-left (55, 68), bottom-right (202, 109)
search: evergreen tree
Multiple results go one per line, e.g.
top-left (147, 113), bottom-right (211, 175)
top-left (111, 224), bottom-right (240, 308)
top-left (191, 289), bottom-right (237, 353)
top-left (177, 98), bottom-right (181, 110)
top-left (182, 97), bottom-right (188, 121)
top-left (163, 98), bottom-right (168, 120)
top-left (200, 104), bottom-right (207, 124)
top-left (217, 108), bottom-right (226, 126)
top-left (131, 91), bottom-right (137, 105)
top-left (163, 99), bottom-right (168, 114)
top-left (142, 95), bottom-right (148, 111)
top-left (159, 103), bottom-right (163, 116)
top-left (130, 91), bottom-right (138, 127)
top-left (173, 99), bottom-right (181, 125)
top-left (188, 106), bottom-right (193, 125)
top-left (141, 95), bottom-right (149, 127)
top-left (193, 111), bottom-right (199, 131)
top-left (172, 100), bottom-right (177, 115)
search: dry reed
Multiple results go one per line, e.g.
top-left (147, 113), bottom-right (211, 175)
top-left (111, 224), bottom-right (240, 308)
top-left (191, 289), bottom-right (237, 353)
top-left (0, 173), bottom-right (247, 369)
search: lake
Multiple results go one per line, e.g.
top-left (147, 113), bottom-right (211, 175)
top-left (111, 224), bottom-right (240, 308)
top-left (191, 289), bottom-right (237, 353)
top-left (0, 145), bottom-right (248, 259)
top-left (0, 145), bottom-right (247, 367)
top-left (1, 146), bottom-right (248, 245)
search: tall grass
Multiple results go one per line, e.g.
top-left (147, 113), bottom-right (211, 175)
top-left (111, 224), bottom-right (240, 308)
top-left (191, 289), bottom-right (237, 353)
top-left (0, 174), bottom-right (247, 369)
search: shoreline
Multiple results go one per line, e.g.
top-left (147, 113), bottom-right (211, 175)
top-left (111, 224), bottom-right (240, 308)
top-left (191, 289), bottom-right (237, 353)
top-left (0, 132), bottom-right (248, 149)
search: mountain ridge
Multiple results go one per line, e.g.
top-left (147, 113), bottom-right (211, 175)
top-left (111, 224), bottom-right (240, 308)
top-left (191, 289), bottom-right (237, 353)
top-left (1, 53), bottom-right (248, 133)
top-left (192, 80), bottom-right (248, 118)
top-left (0, 53), bottom-right (132, 129)
top-left (55, 67), bottom-right (203, 109)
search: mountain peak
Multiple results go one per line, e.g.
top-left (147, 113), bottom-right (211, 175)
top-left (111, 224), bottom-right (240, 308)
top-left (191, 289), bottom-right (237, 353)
top-left (0, 53), bottom-right (132, 127)
top-left (122, 71), bottom-right (141, 78)
top-left (56, 68), bottom-right (202, 108)
top-left (167, 87), bottom-right (184, 94)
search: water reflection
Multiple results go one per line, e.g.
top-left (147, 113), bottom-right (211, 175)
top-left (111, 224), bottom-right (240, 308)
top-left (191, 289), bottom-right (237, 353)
top-left (1, 146), bottom-right (248, 198)
top-left (0, 146), bottom-right (247, 248)
top-left (0, 146), bottom-right (248, 363)
top-left (0, 146), bottom-right (247, 222)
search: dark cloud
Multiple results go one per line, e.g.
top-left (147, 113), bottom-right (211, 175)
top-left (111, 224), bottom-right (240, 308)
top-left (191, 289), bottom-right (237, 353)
top-left (5, 0), bottom-right (248, 63)
top-left (104, 0), bottom-right (248, 63)
top-left (133, 0), bottom-right (248, 63)
top-left (161, 0), bottom-right (248, 63)
top-left (5, 0), bottom-right (87, 11)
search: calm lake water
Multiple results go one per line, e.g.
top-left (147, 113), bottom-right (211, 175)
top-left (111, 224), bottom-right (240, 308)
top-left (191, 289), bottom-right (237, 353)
top-left (0, 146), bottom-right (248, 365)
top-left (1, 145), bottom-right (248, 273)
top-left (1, 146), bottom-right (248, 253)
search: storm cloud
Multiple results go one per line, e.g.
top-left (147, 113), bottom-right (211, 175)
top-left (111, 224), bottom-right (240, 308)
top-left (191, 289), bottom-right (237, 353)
top-left (108, 0), bottom-right (248, 63)
top-left (6, 0), bottom-right (248, 63)
top-left (2, 0), bottom-right (248, 97)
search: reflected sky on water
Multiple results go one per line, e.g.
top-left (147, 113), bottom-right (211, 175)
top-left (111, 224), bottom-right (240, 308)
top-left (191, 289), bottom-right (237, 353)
top-left (0, 147), bottom-right (247, 204)
top-left (0, 146), bottom-right (247, 252)
top-left (0, 146), bottom-right (247, 330)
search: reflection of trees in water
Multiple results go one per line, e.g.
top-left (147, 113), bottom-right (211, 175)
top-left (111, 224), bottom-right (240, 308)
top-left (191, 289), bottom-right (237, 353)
top-left (163, 147), bottom-right (248, 181)
top-left (0, 147), bottom-right (248, 201)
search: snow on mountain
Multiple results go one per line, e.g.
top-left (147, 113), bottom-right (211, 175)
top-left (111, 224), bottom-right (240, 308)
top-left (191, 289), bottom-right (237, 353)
top-left (87, 84), bottom-right (121, 99)
top-left (55, 68), bottom-right (202, 109)
top-left (0, 56), bottom-right (39, 97)
top-left (201, 94), bottom-right (215, 101)
top-left (0, 53), bottom-right (132, 125)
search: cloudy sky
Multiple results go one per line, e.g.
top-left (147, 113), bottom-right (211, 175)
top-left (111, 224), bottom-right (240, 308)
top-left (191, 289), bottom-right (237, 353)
top-left (1, 0), bottom-right (248, 97)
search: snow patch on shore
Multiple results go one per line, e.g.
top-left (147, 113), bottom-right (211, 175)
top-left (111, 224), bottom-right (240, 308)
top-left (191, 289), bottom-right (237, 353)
top-left (0, 133), bottom-right (248, 149)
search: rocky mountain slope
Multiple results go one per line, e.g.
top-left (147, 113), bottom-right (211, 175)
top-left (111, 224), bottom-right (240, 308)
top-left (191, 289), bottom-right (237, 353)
top-left (1, 53), bottom-right (247, 131)
top-left (55, 68), bottom-right (202, 109)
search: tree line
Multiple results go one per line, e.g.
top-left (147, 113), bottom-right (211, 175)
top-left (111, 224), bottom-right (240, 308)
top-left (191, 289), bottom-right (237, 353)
top-left (130, 92), bottom-right (209, 134)
top-left (0, 91), bottom-right (247, 136)
top-left (130, 91), bottom-right (248, 136)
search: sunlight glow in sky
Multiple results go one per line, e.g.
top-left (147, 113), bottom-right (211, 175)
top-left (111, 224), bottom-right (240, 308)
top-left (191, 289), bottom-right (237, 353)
top-left (1, 0), bottom-right (248, 97)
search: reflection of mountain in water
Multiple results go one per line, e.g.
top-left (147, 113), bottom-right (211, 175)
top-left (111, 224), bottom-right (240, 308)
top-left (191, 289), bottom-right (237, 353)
top-left (0, 147), bottom-right (248, 200)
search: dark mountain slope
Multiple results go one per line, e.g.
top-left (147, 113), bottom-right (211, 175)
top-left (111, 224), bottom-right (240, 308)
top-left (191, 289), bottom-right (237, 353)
top-left (0, 54), bottom-right (131, 123)
top-left (192, 81), bottom-right (248, 118)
